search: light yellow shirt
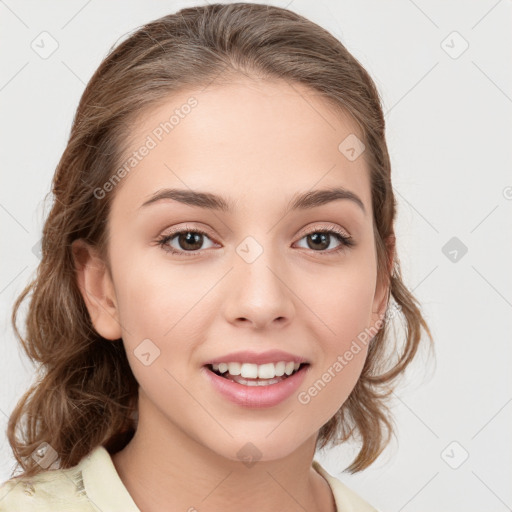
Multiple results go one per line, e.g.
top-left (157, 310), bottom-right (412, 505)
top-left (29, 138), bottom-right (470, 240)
top-left (0, 445), bottom-right (380, 511)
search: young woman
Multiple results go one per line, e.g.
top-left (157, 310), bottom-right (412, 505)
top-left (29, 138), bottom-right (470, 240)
top-left (0, 3), bottom-right (433, 511)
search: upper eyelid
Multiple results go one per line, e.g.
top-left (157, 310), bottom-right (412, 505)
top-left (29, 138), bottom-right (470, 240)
top-left (164, 222), bottom-right (350, 239)
top-left (296, 223), bottom-right (350, 238)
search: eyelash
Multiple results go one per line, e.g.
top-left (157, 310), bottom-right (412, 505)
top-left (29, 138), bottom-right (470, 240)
top-left (156, 225), bottom-right (355, 257)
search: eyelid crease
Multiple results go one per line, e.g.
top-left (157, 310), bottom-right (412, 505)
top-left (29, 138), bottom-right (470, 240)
top-left (160, 221), bottom-right (351, 240)
top-left (296, 222), bottom-right (351, 239)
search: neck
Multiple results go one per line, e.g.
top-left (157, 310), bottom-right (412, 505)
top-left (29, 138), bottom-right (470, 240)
top-left (111, 393), bottom-right (335, 512)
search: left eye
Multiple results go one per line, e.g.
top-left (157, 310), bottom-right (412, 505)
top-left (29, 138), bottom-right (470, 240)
top-left (295, 230), bottom-right (352, 252)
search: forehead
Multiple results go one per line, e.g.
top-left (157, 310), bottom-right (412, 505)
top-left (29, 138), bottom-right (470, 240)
top-left (110, 78), bottom-right (371, 219)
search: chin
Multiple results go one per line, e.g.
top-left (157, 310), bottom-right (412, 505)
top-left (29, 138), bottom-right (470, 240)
top-left (206, 432), bottom-right (311, 465)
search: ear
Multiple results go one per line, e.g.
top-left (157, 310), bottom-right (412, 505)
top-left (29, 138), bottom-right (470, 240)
top-left (71, 239), bottom-right (122, 340)
top-left (371, 234), bottom-right (396, 325)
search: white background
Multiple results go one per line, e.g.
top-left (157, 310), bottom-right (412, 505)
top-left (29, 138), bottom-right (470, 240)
top-left (1, 1), bottom-right (511, 511)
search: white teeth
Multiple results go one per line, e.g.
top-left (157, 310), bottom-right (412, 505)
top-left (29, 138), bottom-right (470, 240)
top-left (258, 363), bottom-right (275, 379)
top-left (275, 361), bottom-right (286, 376)
top-left (285, 362), bottom-right (295, 375)
top-left (210, 360), bottom-right (304, 379)
top-left (241, 363), bottom-right (258, 378)
top-left (231, 375), bottom-right (282, 386)
top-left (227, 362), bottom-right (241, 375)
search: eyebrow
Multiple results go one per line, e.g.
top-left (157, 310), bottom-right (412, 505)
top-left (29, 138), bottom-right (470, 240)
top-left (139, 186), bottom-right (366, 216)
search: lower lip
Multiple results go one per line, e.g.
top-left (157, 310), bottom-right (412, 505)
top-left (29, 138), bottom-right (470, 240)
top-left (202, 365), bottom-right (310, 408)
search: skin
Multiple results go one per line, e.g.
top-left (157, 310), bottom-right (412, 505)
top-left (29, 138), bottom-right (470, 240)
top-left (73, 76), bottom-right (392, 512)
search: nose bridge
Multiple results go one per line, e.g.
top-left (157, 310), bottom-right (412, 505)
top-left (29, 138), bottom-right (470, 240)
top-left (235, 232), bottom-right (284, 292)
top-left (225, 231), bottom-right (294, 326)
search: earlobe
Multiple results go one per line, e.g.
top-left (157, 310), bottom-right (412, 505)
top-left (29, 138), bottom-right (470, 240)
top-left (71, 239), bottom-right (122, 341)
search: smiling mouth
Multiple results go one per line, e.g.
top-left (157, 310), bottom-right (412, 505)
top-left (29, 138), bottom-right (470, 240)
top-left (205, 363), bottom-right (310, 385)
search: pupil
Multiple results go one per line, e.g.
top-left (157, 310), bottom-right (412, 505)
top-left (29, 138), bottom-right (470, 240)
top-left (181, 232), bottom-right (202, 250)
top-left (308, 233), bottom-right (329, 250)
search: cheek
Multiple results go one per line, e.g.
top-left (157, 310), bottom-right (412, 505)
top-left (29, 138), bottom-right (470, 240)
top-left (301, 257), bottom-right (377, 346)
top-left (326, 289), bottom-right (374, 391)
top-left (295, 258), bottom-right (376, 416)
top-left (329, 287), bottom-right (375, 349)
top-left (297, 321), bottom-right (369, 431)
top-left (111, 247), bottom-right (190, 334)
top-left (111, 250), bottom-right (214, 373)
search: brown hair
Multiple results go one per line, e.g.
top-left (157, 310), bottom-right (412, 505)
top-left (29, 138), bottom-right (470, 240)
top-left (6, 2), bottom-right (433, 478)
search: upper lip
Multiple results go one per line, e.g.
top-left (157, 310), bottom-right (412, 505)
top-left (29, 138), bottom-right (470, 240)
top-left (203, 350), bottom-right (310, 366)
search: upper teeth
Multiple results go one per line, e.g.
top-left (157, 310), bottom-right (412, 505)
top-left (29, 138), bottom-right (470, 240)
top-left (212, 361), bottom-right (301, 379)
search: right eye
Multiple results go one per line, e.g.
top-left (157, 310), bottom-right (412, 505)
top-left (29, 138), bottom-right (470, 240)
top-left (156, 227), bottom-right (218, 256)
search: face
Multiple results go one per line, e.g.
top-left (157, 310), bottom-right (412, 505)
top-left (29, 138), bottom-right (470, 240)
top-left (76, 77), bottom-right (389, 463)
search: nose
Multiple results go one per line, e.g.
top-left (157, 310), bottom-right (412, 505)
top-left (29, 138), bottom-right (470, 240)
top-left (223, 243), bottom-right (295, 330)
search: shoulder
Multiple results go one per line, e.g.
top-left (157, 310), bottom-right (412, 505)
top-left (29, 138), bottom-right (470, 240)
top-left (0, 452), bottom-right (97, 512)
top-left (312, 459), bottom-right (383, 512)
